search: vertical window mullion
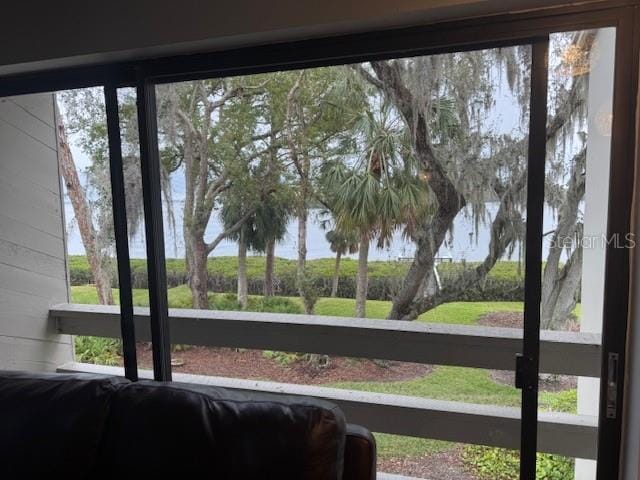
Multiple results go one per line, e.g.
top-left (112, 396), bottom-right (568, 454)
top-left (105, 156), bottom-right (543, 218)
top-left (104, 84), bottom-right (138, 382)
top-left (520, 37), bottom-right (549, 480)
top-left (136, 78), bottom-right (172, 382)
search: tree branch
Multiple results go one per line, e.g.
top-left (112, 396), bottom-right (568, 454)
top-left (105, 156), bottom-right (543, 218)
top-left (206, 205), bottom-right (258, 254)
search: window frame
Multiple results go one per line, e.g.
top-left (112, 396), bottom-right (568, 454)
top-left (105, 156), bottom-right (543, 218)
top-left (1, 1), bottom-right (637, 478)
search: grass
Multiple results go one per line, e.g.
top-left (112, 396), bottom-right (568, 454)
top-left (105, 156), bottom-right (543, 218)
top-left (70, 284), bottom-right (575, 461)
top-left (418, 301), bottom-right (523, 325)
top-left (330, 366), bottom-right (520, 459)
top-left (330, 368), bottom-right (576, 460)
top-left (71, 285), bottom-right (150, 305)
top-left (70, 285), bottom-right (524, 324)
top-left (332, 366), bottom-right (521, 406)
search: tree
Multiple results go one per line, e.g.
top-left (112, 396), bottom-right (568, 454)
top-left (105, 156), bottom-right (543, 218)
top-left (360, 51), bottom-right (526, 319)
top-left (541, 148), bottom-right (585, 329)
top-left (56, 106), bottom-right (114, 305)
top-left (283, 68), bottom-right (368, 310)
top-left (353, 35), bottom-right (584, 320)
top-left (540, 31), bottom-right (593, 329)
top-left (58, 88), bottom-right (164, 306)
top-left (158, 78), bottom-right (279, 309)
top-left (327, 106), bottom-right (430, 317)
top-left (325, 229), bottom-right (359, 297)
top-left (357, 43), bottom-right (586, 321)
top-left (251, 191), bottom-right (291, 297)
top-left (221, 191), bottom-right (253, 309)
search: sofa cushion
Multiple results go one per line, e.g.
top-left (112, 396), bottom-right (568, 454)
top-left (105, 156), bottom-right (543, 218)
top-left (0, 371), bottom-right (128, 478)
top-left (95, 380), bottom-right (346, 479)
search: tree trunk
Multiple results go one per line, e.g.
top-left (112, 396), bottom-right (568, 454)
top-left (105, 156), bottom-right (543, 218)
top-left (355, 233), bottom-right (370, 318)
top-left (541, 149), bottom-right (586, 329)
top-left (264, 238), bottom-right (275, 296)
top-left (387, 208), bottom-right (458, 319)
top-left (368, 61), bottom-right (466, 320)
top-left (56, 108), bottom-right (113, 306)
top-left (188, 236), bottom-right (209, 309)
top-left (541, 246), bottom-right (582, 329)
top-left (331, 251), bottom-right (342, 297)
top-left (237, 231), bottom-right (248, 309)
top-left (296, 208), bottom-right (308, 292)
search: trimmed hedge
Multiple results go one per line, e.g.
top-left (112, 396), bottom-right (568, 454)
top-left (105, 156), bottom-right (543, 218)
top-left (68, 255), bottom-right (525, 301)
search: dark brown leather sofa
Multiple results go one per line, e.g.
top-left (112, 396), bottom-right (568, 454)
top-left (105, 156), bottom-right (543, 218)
top-left (0, 371), bottom-right (375, 479)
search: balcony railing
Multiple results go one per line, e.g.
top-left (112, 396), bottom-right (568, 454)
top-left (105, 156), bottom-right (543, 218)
top-left (50, 303), bottom-right (601, 459)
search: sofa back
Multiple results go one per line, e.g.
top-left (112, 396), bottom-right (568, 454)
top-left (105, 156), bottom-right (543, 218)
top-left (0, 371), bottom-right (374, 479)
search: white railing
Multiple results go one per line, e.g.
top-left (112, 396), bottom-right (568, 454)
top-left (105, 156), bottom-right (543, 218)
top-left (50, 303), bottom-right (601, 459)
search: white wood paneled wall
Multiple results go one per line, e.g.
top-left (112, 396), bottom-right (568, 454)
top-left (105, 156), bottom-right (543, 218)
top-left (0, 93), bottom-right (73, 371)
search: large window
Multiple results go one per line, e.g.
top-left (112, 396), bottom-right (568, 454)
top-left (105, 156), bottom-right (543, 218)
top-left (46, 4), bottom-right (637, 480)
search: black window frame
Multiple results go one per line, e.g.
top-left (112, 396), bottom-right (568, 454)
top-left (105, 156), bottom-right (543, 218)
top-left (1, 1), bottom-right (636, 478)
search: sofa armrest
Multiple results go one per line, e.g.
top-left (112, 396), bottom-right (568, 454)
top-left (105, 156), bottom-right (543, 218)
top-left (343, 424), bottom-right (376, 480)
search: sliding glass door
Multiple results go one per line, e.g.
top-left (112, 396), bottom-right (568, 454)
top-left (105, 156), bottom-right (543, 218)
top-left (102, 38), bottom-right (549, 479)
top-left (77, 5), bottom-right (636, 480)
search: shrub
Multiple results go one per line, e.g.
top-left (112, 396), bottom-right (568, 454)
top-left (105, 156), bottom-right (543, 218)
top-left (463, 446), bottom-right (574, 480)
top-left (252, 296), bottom-right (303, 314)
top-left (209, 293), bottom-right (303, 314)
top-left (297, 271), bottom-right (320, 313)
top-left (68, 255), bottom-right (527, 301)
top-left (74, 336), bottom-right (121, 366)
top-left (263, 350), bottom-right (302, 365)
top-left (462, 389), bottom-right (576, 479)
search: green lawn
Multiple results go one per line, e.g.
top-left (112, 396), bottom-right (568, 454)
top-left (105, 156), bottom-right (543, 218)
top-left (70, 284), bottom-right (575, 462)
top-left (70, 284), bottom-right (524, 324)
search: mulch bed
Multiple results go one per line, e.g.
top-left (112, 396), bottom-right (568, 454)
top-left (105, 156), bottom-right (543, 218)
top-left (134, 344), bottom-right (432, 385)
top-left (478, 311), bottom-right (578, 392)
top-left (379, 447), bottom-right (477, 480)
top-left (477, 310), bottom-right (579, 332)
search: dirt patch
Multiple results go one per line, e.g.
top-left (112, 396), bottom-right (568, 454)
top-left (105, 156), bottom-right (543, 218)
top-left (478, 311), bottom-right (578, 392)
top-left (477, 311), bottom-right (524, 329)
top-left (379, 447), bottom-right (477, 480)
top-left (477, 311), bottom-right (580, 332)
top-left (134, 344), bottom-right (431, 385)
top-left (489, 369), bottom-right (577, 392)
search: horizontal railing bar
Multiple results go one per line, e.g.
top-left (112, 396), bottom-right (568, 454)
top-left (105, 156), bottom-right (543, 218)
top-left (50, 303), bottom-right (602, 377)
top-left (57, 361), bottom-right (598, 459)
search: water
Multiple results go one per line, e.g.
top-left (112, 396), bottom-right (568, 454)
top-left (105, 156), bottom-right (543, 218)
top-left (64, 201), bottom-right (556, 262)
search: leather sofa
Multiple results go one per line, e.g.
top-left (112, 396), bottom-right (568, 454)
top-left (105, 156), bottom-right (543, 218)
top-left (0, 371), bottom-right (376, 479)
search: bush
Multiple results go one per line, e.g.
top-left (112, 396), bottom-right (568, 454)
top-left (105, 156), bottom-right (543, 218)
top-left (463, 389), bottom-right (577, 479)
top-left (263, 350), bottom-right (302, 365)
top-left (69, 255), bottom-right (526, 302)
top-left (209, 293), bottom-right (303, 314)
top-left (463, 446), bottom-right (574, 480)
top-left (74, 336), bottom-right (121, 365)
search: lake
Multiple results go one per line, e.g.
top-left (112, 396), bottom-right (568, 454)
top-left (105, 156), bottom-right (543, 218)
top-left (64, 201), bottom-right (556, 262)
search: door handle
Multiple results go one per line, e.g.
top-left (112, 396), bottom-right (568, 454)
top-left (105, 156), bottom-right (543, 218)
top-left (515, 353), bottom-right (535, 390)
top-left (606, 352), bottom-right (619, 419)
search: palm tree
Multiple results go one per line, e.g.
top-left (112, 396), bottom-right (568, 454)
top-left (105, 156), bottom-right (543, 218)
top-left (250, 193), bottom-right (291, 297)
top-left (327, 106), bottom-right (430, 317)
top-left (221, 198), bottom-right (253, 309)
top-left (325, 229), bottom-right (359, 297)
top-left (223, 176), bottom-right (291, 306)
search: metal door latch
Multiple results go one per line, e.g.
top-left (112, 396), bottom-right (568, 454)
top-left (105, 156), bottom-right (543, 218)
top-left (515, 353), bottom-right (527, 390)
top-left (606, 352), bottom-right (619, 419)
